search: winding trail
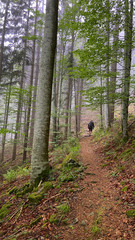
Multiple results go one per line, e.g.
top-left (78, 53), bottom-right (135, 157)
top-left (60, 137), bottom-right (133, 240)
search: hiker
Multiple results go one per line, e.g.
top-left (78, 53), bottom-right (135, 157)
top-left (88, 120), bottom-right (94, 136)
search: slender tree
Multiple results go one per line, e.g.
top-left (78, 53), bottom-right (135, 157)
top-left (23, 0), bottom-right (38, 162)
top-left (122, 0), bottom-right (133, 139)
top-left (0, 0), bottom-right (10, 82)
top-left (12, 1), bottom-right (31, 161)
top-left (30, 0), bottom-right (59, 185)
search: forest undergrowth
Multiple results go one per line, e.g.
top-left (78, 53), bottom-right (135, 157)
top-left (0, 119), bottom-right (135, 240)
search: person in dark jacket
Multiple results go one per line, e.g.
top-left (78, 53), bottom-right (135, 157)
top-left (88, 120), bottom-right (94, 136)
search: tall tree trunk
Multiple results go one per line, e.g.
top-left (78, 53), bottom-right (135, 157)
top-left (122, 0), bottom-right (133, 139)
top-left (64, 75), bottom-right (72, 139)
top-left (74, 79), bottom-right (79, 137)
top-left (0, 0), bottom-right (10, 82)
top-left (100, 71), bottom-right (104, 129)
top-left (1, 75), bottom-right (12, 162)
top-left (30, 0), bottom-right (58, 185)
top-left (12, 3), bottom-right (30, 161)
top-left (29, 0), bottom-right (44, 146)
top-left (23, 0), bottom-right (38, 162)
top-left (57, 39), bottom-right (65, 137)
top-left (105, 0), bottom-right (110, 129)
top-left (109, 5), bottom-right (120, 125)
top-left (52, 60), bottom-right (58, 145)
top-left (78, 79), bottom-right (83, 133)
top-left (64, 31), bottom-right (74, 139)
top-left (29, 33), bottom-right (40, 147)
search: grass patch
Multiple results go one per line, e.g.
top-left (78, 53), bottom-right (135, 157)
top-left (92, 209), bottom-right (103, 236)
top-left (57, 203), bottom-right (70, 214)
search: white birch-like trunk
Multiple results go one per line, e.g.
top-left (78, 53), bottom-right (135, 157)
top-left (30, 0), bottom-right (58, 185)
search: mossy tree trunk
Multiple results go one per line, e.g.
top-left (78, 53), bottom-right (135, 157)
top-left (30, 0), bottom-right (58, 185)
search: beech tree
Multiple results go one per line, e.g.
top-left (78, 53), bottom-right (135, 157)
top-left (30, 0), bottom-right (59, 185)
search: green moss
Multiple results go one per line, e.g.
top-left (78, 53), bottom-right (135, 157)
top-left (34, 167), bottom-right (51, 187)
top-left (8, 186), bottom-right (18, 195)
top-left (30, 216), bottom-right (42, 227)
top-left (92, 225), bottom-right (101, 235)
top-left (62, 218), bottom-right (69, 225)
top-left (15, 183), bottom-right (33, 197)
top-left (28, 192), bottom-right (44, 204)
top-left (49, 214), bottom-right (58, 224)
top-left (57, 203), bottom-right (70, 214)
top-left (126, 210), bottom-right (135, 217)
top-left (43, 181), bottom-right (54, 192)
top-left (0, 203), bottom-right (12, 220)
top-left (121, 186), bottom-right (128, 192)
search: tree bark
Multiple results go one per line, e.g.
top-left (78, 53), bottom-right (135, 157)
top-left (23, 0), bottom-right (38, 162)
top-left (122, 0), bottom-right (133, 139)
top-left (109, 4), bottom-right (120, 125)
top-left (0, 0), bottom-right (10, 82)
top-left (1, 75), bottom-right (12, 162)
top-left (105, 0), bottom-right (111, 129)
top-left (30, 0), bottom-right (58, 185)
top-left (12, 2), bottom-right (30, 161)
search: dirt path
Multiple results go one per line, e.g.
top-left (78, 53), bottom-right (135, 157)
top-left (60, 137), bottom-right (134, 240)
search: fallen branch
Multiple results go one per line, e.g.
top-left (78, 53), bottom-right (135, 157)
top-left (43, 192), bottom-right (61, 204)
top-left (128, 120), bottom-right (135, 129)
top-left (9, 199), bottom-right (28, 221)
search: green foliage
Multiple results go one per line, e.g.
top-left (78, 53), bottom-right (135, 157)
top-left (92, 209), bottom-right (103, 235)
top-left (51, 137), bottom-right (80, 164)
top-left (92, 128), bottom-right (105, 141)
top-left (15, 183), bottom-right (33, 198)
top-left (121, 186), bottom-right (128, 192)
top-left (8, 186), bottom-right (18, 195)
top-left (57, 203), bottom-right (70, 214)
top-left (3, 166), bottom-right (29, 182)
top-left (28, 192), bottom-right (44, 204)
top-left (91, 225), bottom-right (101, 235)
top-left (126, 210), bottom-right (135, 217)
top-left (49, 214), bottom-right (58, 224)
top-left (0, 203), bottom-right (12, 220)
top-left (30, 216), bottom-right (42, 227)
top-left (42, 182), bottom-right (54, 192)
top-left (58, 172), bottom-right (75, 183)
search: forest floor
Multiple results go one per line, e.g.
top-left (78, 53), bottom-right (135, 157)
top-left (56, 136), bottom-right (135, 240)
top-left (0, 117), bottom-right (135, 239)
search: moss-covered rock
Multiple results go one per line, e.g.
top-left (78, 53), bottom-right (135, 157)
top-left (0, 203), bottom-right (12, 220)
top-left (28, 192), bottom-right (44, 204)
top-left (126, 210), bottom-right (135, 217)
top-left (30, 216), bottom-right (42, 227)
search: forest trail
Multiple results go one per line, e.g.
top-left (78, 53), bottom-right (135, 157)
top-left (60, 136), bottom-right (134, 240)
